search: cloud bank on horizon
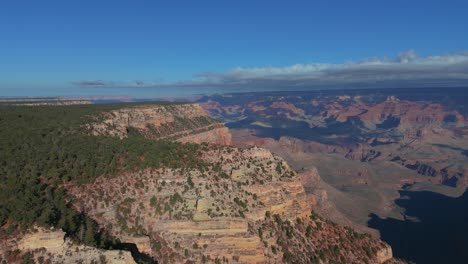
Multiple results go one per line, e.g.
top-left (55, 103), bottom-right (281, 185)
top-left (73, 50), bottom-right (468, 92)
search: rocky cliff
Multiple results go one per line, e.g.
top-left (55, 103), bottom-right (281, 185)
top-left (1, 228), bottom-right (136, 264)
top-left (86, 103), bottom-right (232, 145)
top-left (229, 131), bottom-right (386, 235)
top-left (66, 145), bottom-right (394, 263)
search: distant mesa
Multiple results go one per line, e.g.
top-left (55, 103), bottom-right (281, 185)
top-left (85, 103), bottom-right (232, 145)
top-left (0, 97), bottom-right (92, 106)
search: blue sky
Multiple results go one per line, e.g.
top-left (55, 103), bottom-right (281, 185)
top-left (1, 0), bottom-right (467, 97)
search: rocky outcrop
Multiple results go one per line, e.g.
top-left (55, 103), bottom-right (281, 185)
top-left (391, 157), bottom-right (465, 187)
top-left (86, 103), bottom-right (232, 145)
top-left (3, 229), bottom-right (136, 264)
top-left (66, 146), bottom-right (304, 262)
top-left (345, 146), bottom-right (382, 162)
top-left (300, 168), bottom-right (328, 206)
top-left (177, 126), bottom-right (232, 145)
top-left (376, 245), bottom-right (393, 263)
top-left (270, 101), bottom-right (306, 116)
top-left (267, 136), bottom-right (383, 163)
top-left (404, 162), bottom-right (438, 177)
top-left (354, 97), bottom-right (467, 146)
top-left (67, 145), bottom-right (393, 263)
top-left (17, 229), bottom-right (66, 252)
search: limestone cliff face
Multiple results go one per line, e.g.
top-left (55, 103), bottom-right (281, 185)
top-left (16, 229), bottom-right (66, 252)
top-left (86, 103), bottom-right (231, 145)
top-left (2, 229), bottom-right (136, 264)
top-left (375, 246), bottom-right (393, 264)
top-left (67, 145), bottom-right (393, 263)
top-left (177, 126), bottom-right (232, 145)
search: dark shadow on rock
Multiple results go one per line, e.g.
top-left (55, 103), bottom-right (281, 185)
top-left (114, 243), bottom-right (157, 264)
top-left (368, 189), bottom-right (468, 264)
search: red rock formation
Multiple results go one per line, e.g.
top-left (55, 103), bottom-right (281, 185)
top-left (270, 101), bottom-right (305, 115)
top-left (360, 97), bottom-right (465, 131)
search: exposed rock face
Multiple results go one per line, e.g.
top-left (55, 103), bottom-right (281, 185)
top-left (66, 145), bottom-right (393, 263)
top-left (390, 157), bottom-right (465, 187)
top-left (345, 147), bottom-right (381, 162)
top-left (270, 101), bottom-right (305, 116)
top-left (17, 229), bottom-right (66, 252)
top-left (376, 245), bottom-right (393, 263)
top-left (237, 135), bottom-right (384, 164)
top-left (300, 168), bottom-right (327, 206)
top-left (232, 132), bottom-right (385, 235)
top-left (361, 97), bottom-right (465, 128)
top-left (2, 229), bottom-right (136, 264)
top-left (177, 126), bottom-right (232, 145)
top-left (404, 161), bottom-right (437, 177)
top-left (86, 103), bottom-right (232, 145)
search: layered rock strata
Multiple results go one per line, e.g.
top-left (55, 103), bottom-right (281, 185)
top-left (86, 104), bottom-right (232, 145)
top-left (67, 146), bottom-right (393, 263)
top-left (1, 229), bottom-right (136, 264)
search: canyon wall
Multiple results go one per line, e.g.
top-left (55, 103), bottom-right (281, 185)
top-left (86, 103), bottom-right (231, 145)
top-left (66, 145), bottom-right (394, 263)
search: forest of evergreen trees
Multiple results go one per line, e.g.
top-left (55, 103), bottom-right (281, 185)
top-left (0, 103), bottom-right (203, 247)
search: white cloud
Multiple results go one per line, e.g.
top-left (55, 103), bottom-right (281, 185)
top-left (72, 50), bottom-right (468, 90)
top-left (188, 50), bottom-right (468, 87)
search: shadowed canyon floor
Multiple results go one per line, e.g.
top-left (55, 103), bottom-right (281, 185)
top-left (369, 189), bottom-right (468, 264)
